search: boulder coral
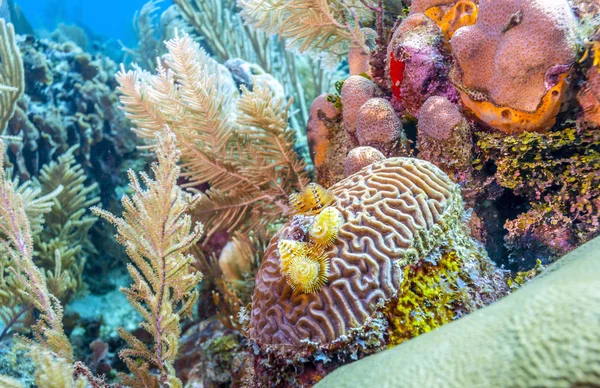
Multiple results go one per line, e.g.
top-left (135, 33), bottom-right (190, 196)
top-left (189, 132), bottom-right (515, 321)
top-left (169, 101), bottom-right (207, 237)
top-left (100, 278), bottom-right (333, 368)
top-left (317, 236), bottom-right (600, 388)
top-left (248, 158), bottom-right (507, 356)
top-left (344, 146), bottom-right (385, 177)
top-left (451, 0), bottom-right (577, 133)
top-left (355, 97), bottom-right (409, 155)
top-left (341, 75), bottom-right (382, 137)
top-left (417, 96), bottom-right (473, 174)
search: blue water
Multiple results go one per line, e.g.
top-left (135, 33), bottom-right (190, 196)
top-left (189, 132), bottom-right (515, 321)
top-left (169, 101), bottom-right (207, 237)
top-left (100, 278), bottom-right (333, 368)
top-left (13, 0), bottom-right (171, 45)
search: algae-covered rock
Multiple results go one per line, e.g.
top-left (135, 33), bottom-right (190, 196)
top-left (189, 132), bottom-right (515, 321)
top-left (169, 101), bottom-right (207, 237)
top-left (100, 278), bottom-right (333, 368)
top-left (317, 236), bottom-right (600, 387)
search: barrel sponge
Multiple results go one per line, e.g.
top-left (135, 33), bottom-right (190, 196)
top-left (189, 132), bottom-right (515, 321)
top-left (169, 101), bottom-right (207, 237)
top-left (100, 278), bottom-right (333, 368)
top-left (344, 146), bottom-right (385, 177)
top-left (248, 158), bottom-right (504, 351)
top-left (355, 98), bottom-right (408, 152)
top-left (341, 75), bottom-right (381, 136)
top-left (451, 0), bottom-right (577, 112)
top-left (316, 236), bottom-right (600, 387)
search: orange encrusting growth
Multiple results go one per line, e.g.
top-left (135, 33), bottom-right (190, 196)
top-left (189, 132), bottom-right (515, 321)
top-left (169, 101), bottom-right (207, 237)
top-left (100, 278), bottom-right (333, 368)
top-left (289, 182), bottom-right (336, 215)
top-left (459, 73), bottom-right (569, 134)
top-left (424, 0), bottom-right (478, 41)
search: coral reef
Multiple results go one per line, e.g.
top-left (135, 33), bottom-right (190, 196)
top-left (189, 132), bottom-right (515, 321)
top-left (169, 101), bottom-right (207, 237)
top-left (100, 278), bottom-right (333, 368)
top-left (249, 158), bottom-right (507, 360)
top-left (317, 236), bottom-right (600, 388)
top-left (477, 127), bottom-right (600, 260)
top-left (451, 0), bottom-right (577, 132)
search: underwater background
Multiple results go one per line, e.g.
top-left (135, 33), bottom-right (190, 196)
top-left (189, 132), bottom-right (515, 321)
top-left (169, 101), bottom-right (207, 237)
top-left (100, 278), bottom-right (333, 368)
top-left (0, 0), bottom-right (599, 386)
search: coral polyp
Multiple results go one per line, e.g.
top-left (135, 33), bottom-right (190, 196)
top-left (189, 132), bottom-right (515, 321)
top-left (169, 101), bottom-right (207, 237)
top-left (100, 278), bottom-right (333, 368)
top-left (310, 207), bottom-right (345, 248)
top-left (289, 183), bottom-right (336, 215)
top-left (283, 249), bottom-right (330, 294)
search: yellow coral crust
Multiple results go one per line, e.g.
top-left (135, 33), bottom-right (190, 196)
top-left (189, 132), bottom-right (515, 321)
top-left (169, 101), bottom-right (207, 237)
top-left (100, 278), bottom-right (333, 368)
top-left (310, 207), bottom-right (344, 248)
top-left (386, 251), bottom-right (465, 345)
top-left (459, 73), bottom-right (568, 133)
top-left (424, 1), bottom-right (478, 41)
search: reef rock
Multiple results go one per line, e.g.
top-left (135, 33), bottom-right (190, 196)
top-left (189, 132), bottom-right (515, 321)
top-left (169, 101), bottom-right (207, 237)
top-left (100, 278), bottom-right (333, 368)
top-left (248, 158), bottom-right (508, 357)
top-left (317, 236), bottom-right (600, 387)
top-left (451, 0), bottom-right (577, 133)
top-left (306, 94), bottom-right (350, 187)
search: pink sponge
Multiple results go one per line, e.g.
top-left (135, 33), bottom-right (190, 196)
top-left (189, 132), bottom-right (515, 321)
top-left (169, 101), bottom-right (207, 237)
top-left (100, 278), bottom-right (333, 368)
top-left (451, 0), bottom-right (576, 112)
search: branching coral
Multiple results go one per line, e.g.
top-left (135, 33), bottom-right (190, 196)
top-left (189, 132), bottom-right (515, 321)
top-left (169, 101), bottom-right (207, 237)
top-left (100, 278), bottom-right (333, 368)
top-left (122, 0), bottom-right (169, 71)
top-left (0, 139), bottom-right (72, 361)
top-left (118, 31), bottom-right (309, 237)
top-left (0, 19), bottom-right (24, 132)
top-left (92, 129), bottom-right (204, 387)
top-left (33, 145), bottom-right (100, 303)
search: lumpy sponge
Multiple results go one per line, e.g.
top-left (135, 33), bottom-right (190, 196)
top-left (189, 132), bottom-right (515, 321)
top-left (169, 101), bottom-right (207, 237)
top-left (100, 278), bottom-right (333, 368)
top-left (451, 0), bottom-right (576, 112)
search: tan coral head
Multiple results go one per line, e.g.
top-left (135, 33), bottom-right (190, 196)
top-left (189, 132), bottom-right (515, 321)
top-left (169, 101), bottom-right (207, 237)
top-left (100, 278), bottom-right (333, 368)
top-left (459, 72), bottom-right (569, 134)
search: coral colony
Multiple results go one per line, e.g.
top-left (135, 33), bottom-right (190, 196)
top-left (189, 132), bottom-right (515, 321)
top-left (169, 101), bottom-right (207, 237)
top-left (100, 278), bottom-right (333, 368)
top-left (0, 0), bottom-right (599, 386)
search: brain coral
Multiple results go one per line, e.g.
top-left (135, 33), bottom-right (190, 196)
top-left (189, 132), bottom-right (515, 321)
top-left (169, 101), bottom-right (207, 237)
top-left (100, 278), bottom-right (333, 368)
top-left (450, 0), bottom-right (577, 131)
top-left (317, 236), bottom-right (600, 387)
top-left (248, 158), bottom-right (505, 351)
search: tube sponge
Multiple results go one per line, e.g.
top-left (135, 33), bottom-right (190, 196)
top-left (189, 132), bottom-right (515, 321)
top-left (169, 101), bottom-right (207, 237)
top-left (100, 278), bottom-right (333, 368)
top-left (316, 236), bottom-right (600, 387)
